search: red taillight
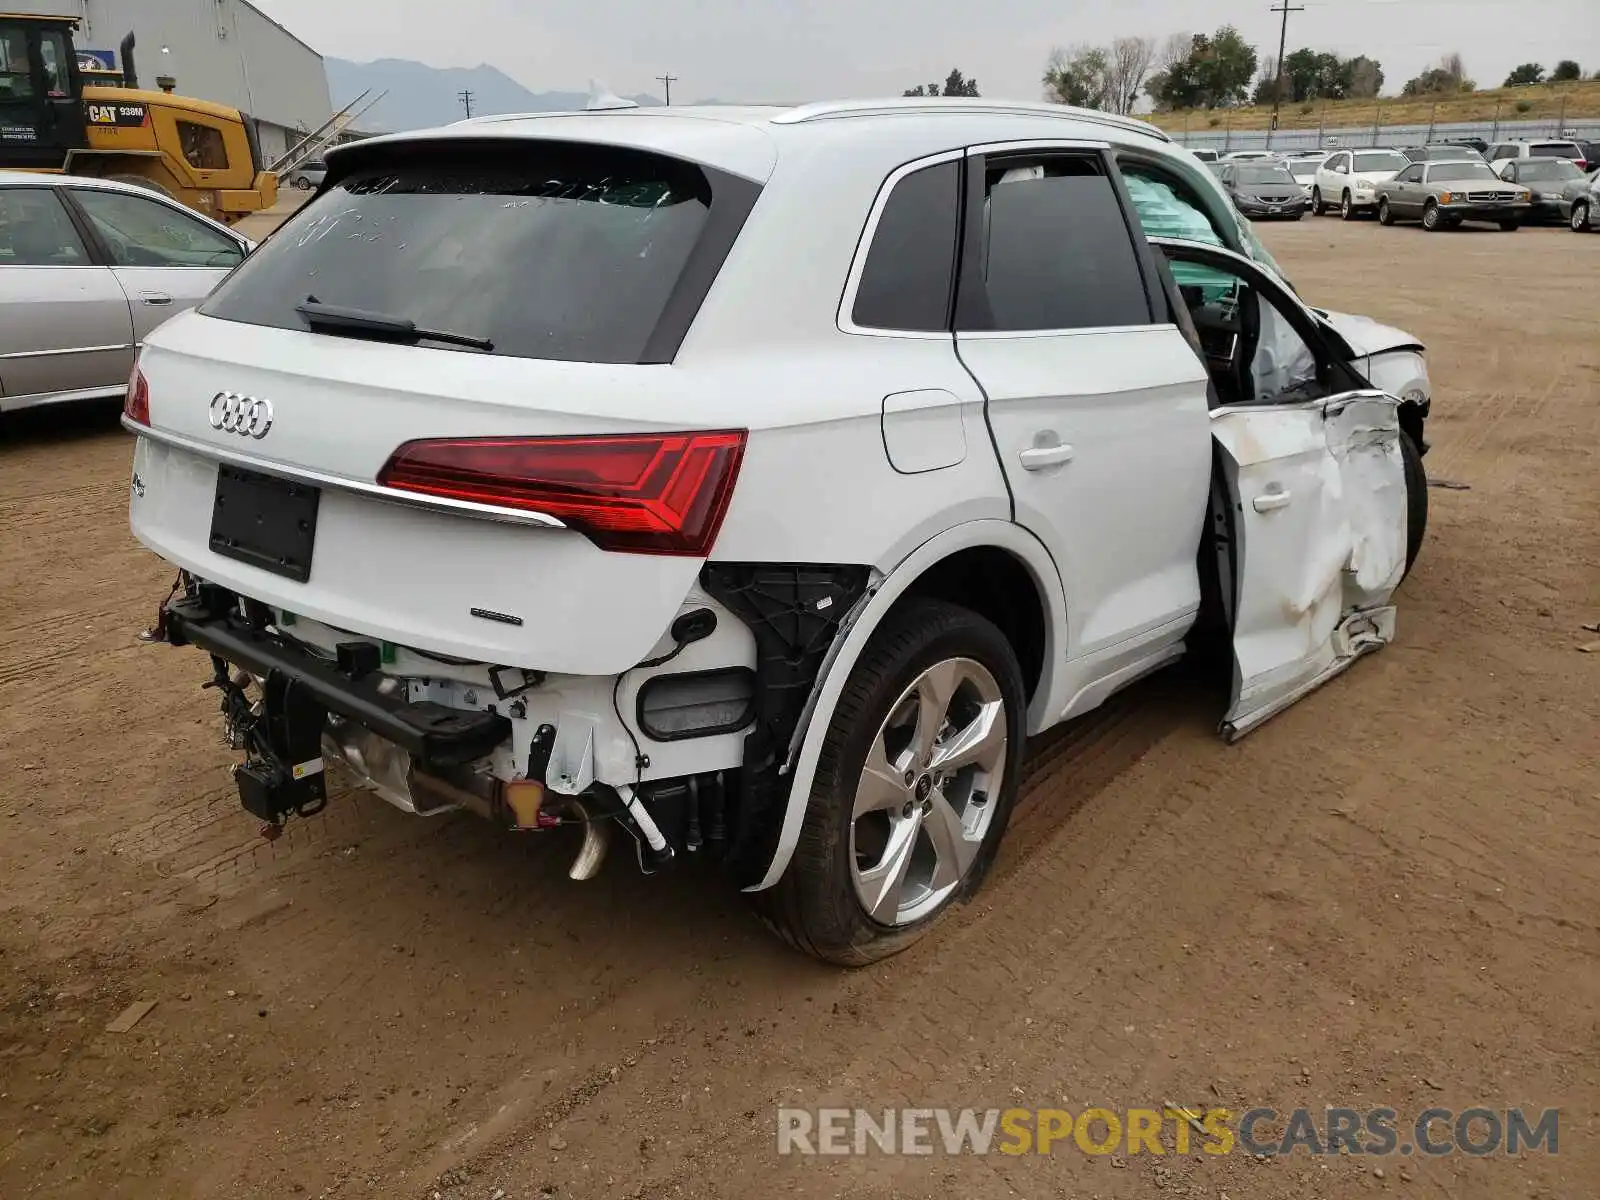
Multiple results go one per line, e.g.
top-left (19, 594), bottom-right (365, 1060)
top-left (377, 431), bottom-right (747, 556)
top-left (123, 364), bottom-right (150, 425)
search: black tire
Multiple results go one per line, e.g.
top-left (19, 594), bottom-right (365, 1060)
top-left (1498, 219), bottom-right (1520, 232)
top-left (1421, 200), bottom-right (1442, 231)
top-left (1341, 190), bottom-right (1356, 220)
top-left (1400, 429), bottom-right (1428, 582)
top-left (1378, 198), bottom-right (1395, 226)
top-left (1572, 200), bottom-right (1591, 232)
top-left (753, 598), bottom-right (1026, 966)
top-left (294, 176), bottom-right (313, 190)
top-left (1311, 186), bottom-right (1324, 215)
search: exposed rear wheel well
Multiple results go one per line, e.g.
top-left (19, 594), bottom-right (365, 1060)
top-left (898, 547), bottom-right (1046, 703)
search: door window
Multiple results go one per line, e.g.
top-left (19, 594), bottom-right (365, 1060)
top-left (850, 158), bottom-right (960, 332)
top-left (1121, 161), bottom-right (1228, 246)
top-left (0, 187), bottom-right (90, 265)
top-left (70, 188), bottom-right (243, 268)
top-left (1394, 165), bottom-right (1423, 184)
top-left (1162, 250), bottom-right (1326, 409)
top-left (960, 153), bottom-right (1151, 332)
top-left (178, 121), bottom-right (230, 170)
top-left (0, 25), bottom-right (33, 99)
top-left (38, 29), bottom-right (69, 97)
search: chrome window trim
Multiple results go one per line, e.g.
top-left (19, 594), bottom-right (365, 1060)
top-left (836, 148), bottom-right (966, 340)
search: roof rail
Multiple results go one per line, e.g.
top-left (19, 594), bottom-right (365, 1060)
top-left (772, 98), bottom-right (1171, 143)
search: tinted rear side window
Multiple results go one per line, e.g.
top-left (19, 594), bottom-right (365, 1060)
top-left (202, 144), bottom-right (755, 364)
top-left (851, 159), bottom-right (959, 332)
top-left (1530, 143), bottom-right (1582, 159)
top-left (962, 156), bottom-right (1152, 332)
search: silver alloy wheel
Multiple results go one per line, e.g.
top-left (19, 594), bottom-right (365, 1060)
top-left (849, 657), bottom-right (1007, 927)
top-left (1574, 202), bottom-right (1591, 232)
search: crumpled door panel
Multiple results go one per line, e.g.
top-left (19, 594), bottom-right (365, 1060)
top-left (1212, 392), bottom-right (1407, 740)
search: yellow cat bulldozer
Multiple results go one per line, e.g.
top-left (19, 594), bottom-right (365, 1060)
top-left (0, 13), bottom-right (277, 223)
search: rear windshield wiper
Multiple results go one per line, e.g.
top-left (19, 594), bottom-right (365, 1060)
top-left (294, 297), bottom-right (494, 352)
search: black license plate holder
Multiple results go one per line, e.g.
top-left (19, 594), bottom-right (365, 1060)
top-left (209, 464), bottom-right (320, 583)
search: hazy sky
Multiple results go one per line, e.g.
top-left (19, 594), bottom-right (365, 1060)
top-left (256, 0), bottom-right (1600, 103)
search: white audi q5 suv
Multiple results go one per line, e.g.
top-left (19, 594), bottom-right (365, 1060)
top-left (125, 99), bottom-right (1430, 963)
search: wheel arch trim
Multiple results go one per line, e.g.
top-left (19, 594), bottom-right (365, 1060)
top-left (743, 519), bottom-right (1066, 892)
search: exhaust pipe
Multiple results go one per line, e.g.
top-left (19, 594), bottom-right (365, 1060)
top-left (321, 718), bottom-right (611, 879)
top-left (549, 795), bottom-right (610, 882)
top-left (119, 32), bottom-right (137, 90)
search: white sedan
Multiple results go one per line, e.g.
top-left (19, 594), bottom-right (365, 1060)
top-left (1312, 148), bottom-right (1412, 219)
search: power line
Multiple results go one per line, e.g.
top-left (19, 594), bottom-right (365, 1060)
top-left (458, 89), bottom-right (474, 119)
top-left (656, 73), bottom-right (678, 106)
top-left (1268, 0), bottom-right (1305, 138)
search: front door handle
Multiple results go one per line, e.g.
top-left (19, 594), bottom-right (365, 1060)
top-left (1019, 443), bottom-right (1075, 471)
top-left (139, 291), bottom-right (173, 306)
top-left (1253, 489), bottom-right (1292, 513)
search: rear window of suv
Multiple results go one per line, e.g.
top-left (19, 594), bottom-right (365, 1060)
top-left (202, 143), bottom-right (756, 364)
top-left (1529, 143), bottom-right (1583, 160)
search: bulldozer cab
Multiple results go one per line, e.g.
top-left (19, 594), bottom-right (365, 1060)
top-left (0, 13), bottom-right (87, 169)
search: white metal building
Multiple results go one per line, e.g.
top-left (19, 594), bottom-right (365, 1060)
top-left (9, 0), bottom-right (332, 162)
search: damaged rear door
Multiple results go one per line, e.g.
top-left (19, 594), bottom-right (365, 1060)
top-left (1153, 240), bottom-right (1412, 740)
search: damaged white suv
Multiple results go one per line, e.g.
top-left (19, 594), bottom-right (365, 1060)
top-left (125, 100), bottom-right (1430, 964)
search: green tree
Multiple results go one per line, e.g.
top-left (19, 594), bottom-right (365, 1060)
top-left (904, 69), bottom-right (980, 98)
top-left (1195, 25), bottom-right (1258, 107)
top-left (942, 68), bottom-right (980, 97)
top-left (1402, 53), bottom-right (1473, 96)
top-left (1551, 60), bottom-right (1581, 82)
top-left (1503, 62), bottom-right (1545, 87)
top-left (1149, 28), bottom-right (1258, 109)
top-left (1043, 45), bottom-right (1111, 108)
top-left (1345, 55), bottom-right (1384, 98)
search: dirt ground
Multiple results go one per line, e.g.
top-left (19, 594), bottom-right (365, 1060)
top-left (1, 218), bottom-right (1596, 1199)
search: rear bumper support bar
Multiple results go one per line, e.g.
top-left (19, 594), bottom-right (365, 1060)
top-left (164, 590), bottom-right (510, 769)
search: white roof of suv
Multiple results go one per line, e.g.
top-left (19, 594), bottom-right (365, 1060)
top-left (339, 99), bottom-right (1174, 184)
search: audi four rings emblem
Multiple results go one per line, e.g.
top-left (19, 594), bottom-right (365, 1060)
top-left (209, 391), bottom-right (274, 439)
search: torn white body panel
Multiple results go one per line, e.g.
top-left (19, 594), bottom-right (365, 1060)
top-left (1211, 392), bottom-right (1408, 740)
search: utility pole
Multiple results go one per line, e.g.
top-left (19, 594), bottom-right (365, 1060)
top-left (1268, 1), bottom-right (1305, 141)
top-left (655, 73), bottom-right (678, 105)
top-left (458, 90), bottom-right (474, 119)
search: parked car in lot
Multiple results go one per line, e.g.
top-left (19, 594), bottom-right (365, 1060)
top-left (1375, 159), bottom-right (1531, 231)
top-left (1286, 157), bottom-right (1320, 197)
top-left (1557, 167), bottom-right (1600, 232)
top-left (1494, 158), bottom-right (1588, 222)
top-left (122, 100), bottom-right (1430, 964)
top-left (0, 172), bottom-right (250, 415)
top-left (284, 160), bottom-right (327, 191)
top-left (1399, 144), bottom-right (1488, 163)
top-left (1312, 148), bottom-right (1410, 218)
top-left (1485, 139), bottom-right (1588, 170)
top-left (1218, 160), bottom-right (1309, 218)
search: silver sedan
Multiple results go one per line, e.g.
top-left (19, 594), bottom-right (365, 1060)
top-left (0, 172), bottom-right (251, 415)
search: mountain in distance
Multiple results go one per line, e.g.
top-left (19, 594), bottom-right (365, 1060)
top-left (326, 58), bottom-right (662, 132)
